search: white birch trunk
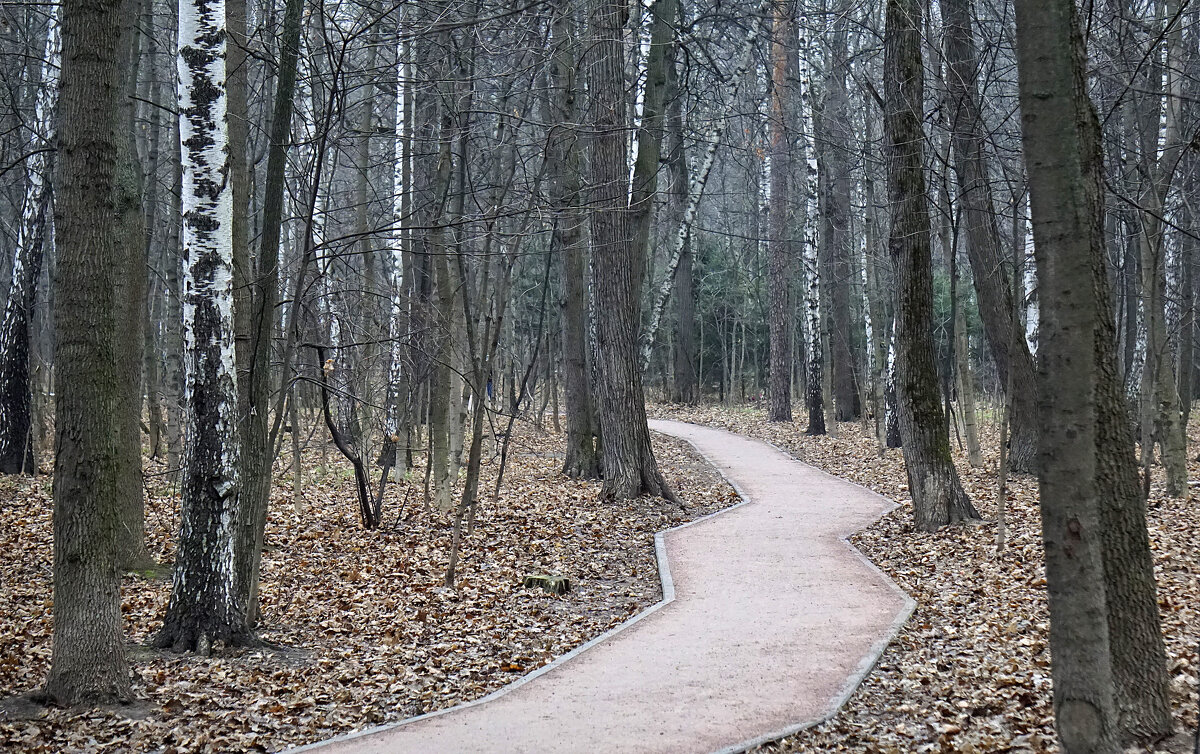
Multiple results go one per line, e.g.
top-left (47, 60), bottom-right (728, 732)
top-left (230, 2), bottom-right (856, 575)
top-left (800, 19), bottom-right (824, 430)
top-left (158, 0), bottom-right (245, 648)
top-left (0, 8), bottom-right (60, 472)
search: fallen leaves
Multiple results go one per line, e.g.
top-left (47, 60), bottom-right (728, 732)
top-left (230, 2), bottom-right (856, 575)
top-left (0, 421), bottom-right (736, 752)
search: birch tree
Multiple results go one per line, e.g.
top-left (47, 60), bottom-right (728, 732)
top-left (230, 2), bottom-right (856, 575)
top-left (0, 9), bottom-right (58, 475)
top-left (155, 0), bottom-right (248, 650)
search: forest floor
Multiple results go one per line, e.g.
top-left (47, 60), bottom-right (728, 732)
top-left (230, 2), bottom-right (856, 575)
top-left (0, 421), bottom-right (737, 753)
top-left (647, 402), bottom-right (1200, 753)
top-left (2, 406), bottom-right (1197, 753)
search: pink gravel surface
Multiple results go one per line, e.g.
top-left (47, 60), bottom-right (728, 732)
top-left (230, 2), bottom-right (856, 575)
top-left (293, 420), bottom-right (914, 754)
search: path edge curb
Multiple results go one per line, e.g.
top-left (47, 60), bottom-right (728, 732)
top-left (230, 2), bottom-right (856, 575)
top-left (650, 421), bottom-right (918, 754)
top-left (287, 429), bottom-right (751, 753)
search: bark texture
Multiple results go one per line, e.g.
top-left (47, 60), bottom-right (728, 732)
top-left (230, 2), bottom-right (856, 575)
top-left (548, 0), bottom-right (600, 479)
top-left (884, 0), bottom-right (978, 530)
top-left (587, 0), bottom-right (674, 501)
top-left (820, 0), bottom-right (861, 422)
top-left (0, 14), bottom-right (58, 475)
top-left (766, 0), bottom-right (794, 422)
top-left (939, 0), bottom-right (1039, 473)
top-left (44, 0), bottom-right (131, 705)
top-left (1015, 0), bottom-right (1123, 746)
top-left (156, 0), bottom-right (249, 651)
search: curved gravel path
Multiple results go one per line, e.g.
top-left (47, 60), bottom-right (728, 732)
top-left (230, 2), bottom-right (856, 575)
top-left (294, 420), bottom-right (914, 754)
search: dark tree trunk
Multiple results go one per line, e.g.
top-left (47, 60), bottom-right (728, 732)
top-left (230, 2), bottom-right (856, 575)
top-left (767, 0), bottom-right (794, 422)
top-left (0, 8), bottom-right (59, 476)
top-left (548, 0), bottom-right (599, 479)
top-left (586, 0), bottom-right (675, 501)
top-left (939, 0), bottom-right (1039, 473)
top-left (1180, 163), bottom-right (1196, 428)
top-left (114, 2), bottom-right (150, 571)
top-left (1097, 255), bottom-right (1174, 743)
top-left (0, 184), bottom-right (49, 476)
top-left (884, 0), bottom-right (977, 530)
top-left (1015, 0), bottom-right (1138, 744)
top-left (821, 0), bottom-right (861, 422)
top-left (44, 0), bottom-right (132, 705)
top-left (233, 0), bottom-right (304, 629)
top-left (666, 16), bottom-right (697, 406)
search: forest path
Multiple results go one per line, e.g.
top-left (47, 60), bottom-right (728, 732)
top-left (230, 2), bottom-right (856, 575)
top-left (293, 420), bottom-right (914, 754)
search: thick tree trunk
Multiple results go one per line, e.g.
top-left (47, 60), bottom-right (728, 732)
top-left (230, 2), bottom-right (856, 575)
top-left (939, 0), bottom-right (1039, 473)
top-left (44, 0), bottom-right (131, 705)
top-left (1015, 0), bottom-right (1141, 744)
top-left (156, 0), bottom-right (250, 651)
top-left (1097, 253), bottom-right (1174, 742)
top-left (884, 0), bottom-right (977, 530)
top-left (587, 0), bottom-right (674, 501)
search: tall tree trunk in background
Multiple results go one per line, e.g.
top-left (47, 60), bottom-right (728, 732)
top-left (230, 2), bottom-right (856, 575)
top-left (822, 0), bottom-right (861, 422)
top-left (587, 0), bottom-right (675, 501)
top-left (1179, 166), bottom-right (1195, 429)
top-left (549, 0), bottom-right (600, 479)
top-left (1129, 0), bottom-right (1188, 497)
top-left (114, 0), bottom-right (150, 571)
top-left (951, 248), bottom-right (983, 467)
top-left (234, 0), bottom-right (304, 626)
top-left (766, 0), bottom-right (794, 422)
top-left (666, 20), bottom-right (698, 406)
top-left (156, 0), bottom-right (250, 651)
top-left (864, 165), bottom-right (891, 452)
top-left (939, 0), bottom-right (1039, 473)
top-left (229, 0), bottom-right (250, 429)
top-left (226, 0), bottom-right (255, 593)
top-left (884, 0), bottom-right (977, 530)
top-left (142, 24), bottom-right (168, 462)
top-left (44, 0), bottom-right (131, 705)
top-left (1015, 0), bottom-right (1122, 746)
top-left (1097, 223), bottom-right (1175, 741)
top-left (1092, 17), bottom-right (1176, 737)
top-left (164, 122), bottom-right (185, 480)
top-left (0, 12), bottom-right (58, 476)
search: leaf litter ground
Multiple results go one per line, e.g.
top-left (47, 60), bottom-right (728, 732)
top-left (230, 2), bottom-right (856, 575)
top-left (0, 421), bottom-right (737, 752)
top-left (4, 406), bottom-right (1197, 752)
top-left (648, 403), bottom-right (1199, 753)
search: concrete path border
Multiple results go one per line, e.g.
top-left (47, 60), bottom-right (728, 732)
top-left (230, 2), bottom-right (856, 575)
top-left (293, 420), bottom-right (915, 754)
